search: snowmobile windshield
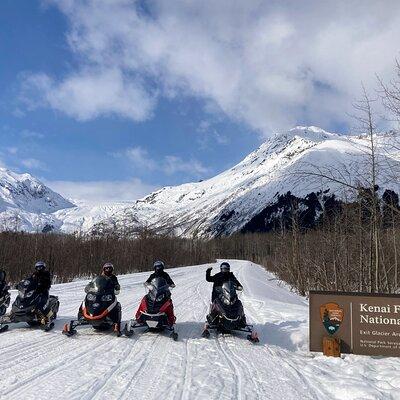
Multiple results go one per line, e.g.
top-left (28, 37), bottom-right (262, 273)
top-left (218, 281), bottom-right (238, 306)
top-left (86, 276), bottom-right (114, 295)
top-left (147, 277), bottom-right (170, 302)
top-left (16, 277), bottom-right (38, 299)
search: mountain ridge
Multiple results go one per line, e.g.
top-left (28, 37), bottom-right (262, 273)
top-left (1, 126), bottom-right (399, 236)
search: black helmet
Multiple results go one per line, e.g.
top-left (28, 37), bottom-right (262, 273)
top-left (220, 262), bottom-right (230, 272)
top-left (102, 262), bottom-right (114, 276)
top-left (153, 260), bottom-right (165, 273)
top-left (35, 261), bottom-right (46, 271)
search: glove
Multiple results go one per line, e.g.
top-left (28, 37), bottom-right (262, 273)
top-left (206, 267), bottom-right (213, 272)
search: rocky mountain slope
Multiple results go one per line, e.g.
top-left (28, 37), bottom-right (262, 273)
top-left (1, 126), bottom-right (399, 236)
top-left (88, 126), bottom-right (400, 237)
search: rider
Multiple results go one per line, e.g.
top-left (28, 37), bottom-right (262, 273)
top-left (0, 270), bottom-right (8, 294)
top-left (143, 261), bottom-right (175, 327)
top-left (206, 262), bottom-right (242, 302)
top-left (0, 270), bottom-right (10, 315)
top-left (82, 262), bottom-right (121, 331)
top-left (31, 261), bottom-right (52, 318)
top-left (100, 262), bottom-right (121, 294)
top-left (145, 261), bottom-right (175, 288)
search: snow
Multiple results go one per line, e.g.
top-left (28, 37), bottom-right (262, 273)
top-left (88, 126), bottom-right (400, 238)
top-left (1, 260), bottom-right (399, 400)
top-left (2, 126), bottom-right (400, 236)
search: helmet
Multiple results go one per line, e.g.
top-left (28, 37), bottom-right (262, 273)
top-left (153, 260), bottom-right (165, 273)
top-left (220, 262), bottom-right (230, 272)
top-left (102, 262), bottom-right (114, 276)
top-left (35, 261), bottom-right (46, 271)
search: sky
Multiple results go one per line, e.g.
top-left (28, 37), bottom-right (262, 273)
top-left (1, 0), bottom-right (400, 203)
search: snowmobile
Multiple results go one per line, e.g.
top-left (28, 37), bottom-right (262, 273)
top-left (123, 277), bottom-right (178, 340)
top-left (0, 272), bottom-right (11, 332)
top-left (0, 276), bottom-right (59, 333)
top-left (202, 281), bottom-right (259, 343)
top-left (63, 275), bottom-right (121, 337)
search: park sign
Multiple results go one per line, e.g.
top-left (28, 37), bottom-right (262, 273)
top-left (310, 291), bottom-right (400, 357)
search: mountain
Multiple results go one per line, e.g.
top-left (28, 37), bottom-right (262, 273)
top-left (0, 168), bottom-right (75, 231)
top-left (1, 126), bottom-right (399, 236)
top-left (88, 126), bottom-right (400, 237)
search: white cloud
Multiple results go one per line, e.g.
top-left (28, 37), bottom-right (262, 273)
top-left (22, 0), bottom-right (400, 134)
top-left (46, 178), bottom-right (156, 204)
top-left (164, 155), bottom-right (209, 176)
top-left (197, 120), bottom-right (229, 148)
top-left (124, 146), bottom-right (157, 170)
top-left (115, 146), bottom-right (210, 178)
top-left (22, 69), bottom-right (155, 122)
top-left (20, 158), bottom-right (47, 170)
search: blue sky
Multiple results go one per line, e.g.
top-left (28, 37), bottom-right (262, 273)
top-left (1, 0), bottom-right (399, 202)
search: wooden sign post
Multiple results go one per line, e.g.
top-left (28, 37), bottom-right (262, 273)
top-left (323, 336), bottom-right (341, 357)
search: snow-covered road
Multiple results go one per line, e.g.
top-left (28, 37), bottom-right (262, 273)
top-left (1, 261), bottom-right (399, 400)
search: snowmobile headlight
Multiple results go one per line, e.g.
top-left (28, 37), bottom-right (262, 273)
top-left (19, 290), bottom-right (35, 299)
top-left (222, 297), bottom-right (231, 305)
top-left (87, 293), bottom-right (96, 301)
top-left (101, 294), bottom-right (113, 302)
top-left (156, 294), bottom-right (165, 302)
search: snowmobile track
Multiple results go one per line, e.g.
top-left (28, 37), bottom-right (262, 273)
top-left (1, 262), bottom-right (400, 400)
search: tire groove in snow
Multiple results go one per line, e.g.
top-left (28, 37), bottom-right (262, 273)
top-left (2, 262), bottom-right (399, 400)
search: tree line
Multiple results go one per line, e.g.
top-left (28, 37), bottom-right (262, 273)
top-left (1, 200), bottom-right (400, 296)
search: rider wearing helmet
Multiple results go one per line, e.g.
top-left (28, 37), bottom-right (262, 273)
top-left (101, 262), bottom-right (120, 295)
top-left (0, 270), bottom-right (7, 294)
top-left (31, 261), bottom-right (52, 318)
top-left (144, 261), bottom-right (175, 327)
top-left (0, 270), bottom-right (10, 314)
top-left (145, 261), bottom-right (175, 288)
top-left (32, 261), bottom-right (52, 296)
top-left (206, 262), bottom-right (242, 301)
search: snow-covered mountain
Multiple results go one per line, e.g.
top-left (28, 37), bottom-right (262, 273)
top-left (0, 168), bottom-right (75, 231)
top-left (88, 126), bottom-right (400, 237)
top-left (1, 126), bottom-right (400, 236)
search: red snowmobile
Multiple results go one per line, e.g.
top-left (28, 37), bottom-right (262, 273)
top-left (123, 277), bottom-right (178, 340)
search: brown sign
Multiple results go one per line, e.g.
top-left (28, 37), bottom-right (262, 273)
top-left (310, 291), bottom-right (400, 356)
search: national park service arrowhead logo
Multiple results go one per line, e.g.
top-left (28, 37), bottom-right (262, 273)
top-left (320, 303), bottom-right (344, 335)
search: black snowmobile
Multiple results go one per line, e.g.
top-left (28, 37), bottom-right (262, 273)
top-left (0, 271), bottom-right (11, 332)
top-left (63, 275), bottom-right (122, 336)
top-left (202, 281), bottom-right (259, 343)
top-left (123, 277), bottom-right (178, 340)
top-left (0, 276), bottom-right (59, 333)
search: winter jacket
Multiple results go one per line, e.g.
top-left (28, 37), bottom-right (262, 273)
top-left (31, 270), bottom-right (51, 294)
top-left (206, 269), bottom-right (242, 290)
top-left (102, 273), bottom-right (120, 294)
top-left (146, 271), bottom-right (175, 286)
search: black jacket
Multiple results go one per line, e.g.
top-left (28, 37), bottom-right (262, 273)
top-left (146, 271), bottom-right (175, 286)
top-left (104, 274), bottom-right (120, 292)
top-left (206, 269), bottom-right (242, 290)
top-left (31, 270), bottom-right (51, 294)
